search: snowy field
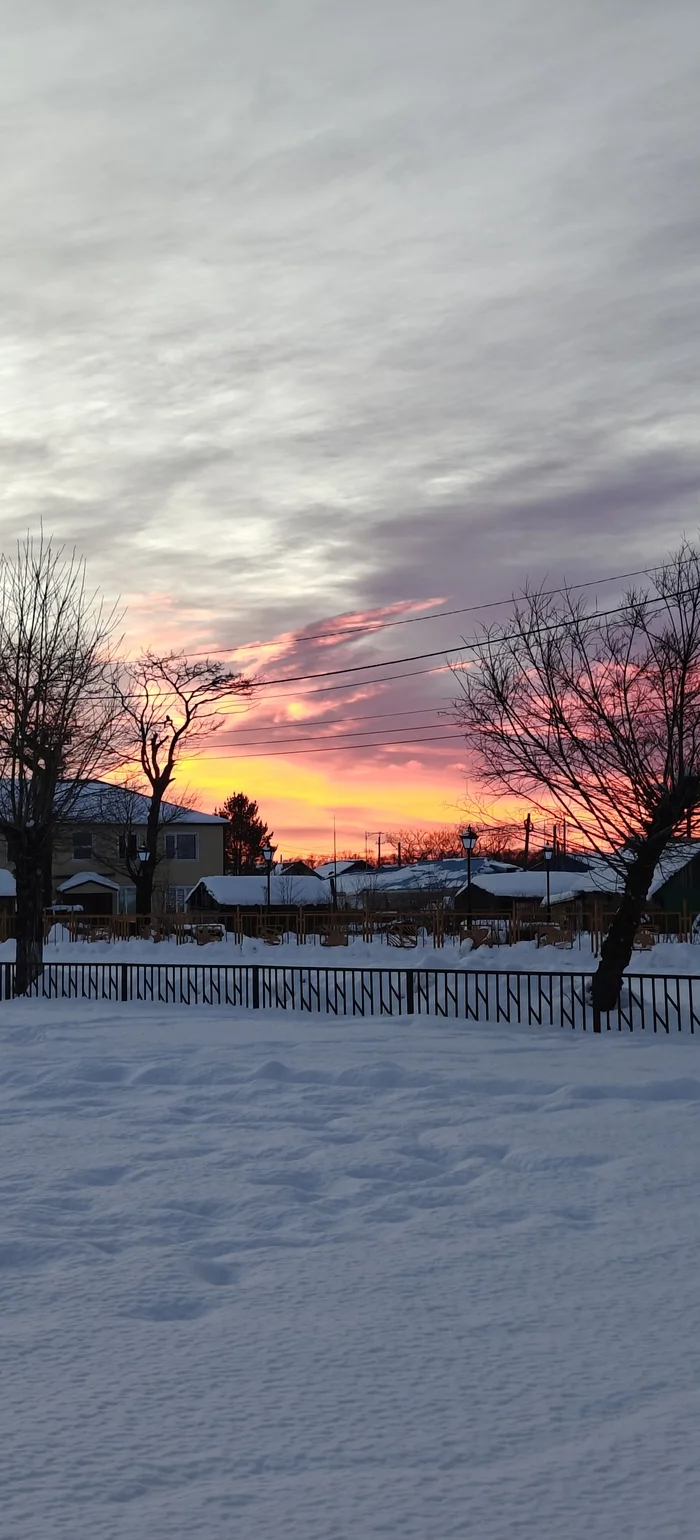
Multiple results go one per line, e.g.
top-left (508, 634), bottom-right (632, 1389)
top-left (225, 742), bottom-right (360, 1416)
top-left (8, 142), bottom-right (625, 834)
top-left (2, 1005), bottom-right (700, 1539)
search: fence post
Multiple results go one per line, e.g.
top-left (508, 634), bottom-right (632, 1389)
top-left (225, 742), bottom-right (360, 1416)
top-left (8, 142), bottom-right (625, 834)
top-left (121, 963), bottom-right (128, 1003)
top-left (4, 961), bottom-right (12, 1000)
top-left (252, 965), bottom-right (260, 1009)
top-left (406, 970), bottom-right (415, 1015)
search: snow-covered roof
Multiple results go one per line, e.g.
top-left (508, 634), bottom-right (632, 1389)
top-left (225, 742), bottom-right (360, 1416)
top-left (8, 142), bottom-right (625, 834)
top-left (63, 781), bottom-right (226, 825)
top-left (647, 841), bottom-right (700, 896)
top-left (58, 872), bottom-right (120, 893)
top-left (0, 779), bottom-right (225, 825)
top-left (465, 871), bottom-right (618, 903)
top-left (335, 858), bottom-right (517, 898)
top-left (314, 859), bottom-right (370, 878)
top-left (552, 843), bottom-right (700, 903)
top-left (0, 869), bottom-right (16, 898)
top-left (187, 875), bottom-right (331, 908)
top-left (469, 845), bottom-right (700, 908)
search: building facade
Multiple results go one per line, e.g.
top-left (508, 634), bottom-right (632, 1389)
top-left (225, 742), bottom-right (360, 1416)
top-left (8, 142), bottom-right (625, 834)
top-left (0, 780), bottom-right (226, 913)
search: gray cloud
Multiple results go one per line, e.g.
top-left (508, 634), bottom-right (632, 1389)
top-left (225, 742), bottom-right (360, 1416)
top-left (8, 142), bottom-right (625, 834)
top-left (0, 0), bottom-right (698, 664)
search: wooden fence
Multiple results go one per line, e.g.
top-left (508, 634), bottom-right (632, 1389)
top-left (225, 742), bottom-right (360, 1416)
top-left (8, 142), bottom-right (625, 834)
top-left (0, 905), bottom-right (695, 950)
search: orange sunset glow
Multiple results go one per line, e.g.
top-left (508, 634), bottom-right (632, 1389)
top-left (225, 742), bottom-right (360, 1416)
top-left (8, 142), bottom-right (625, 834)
top-left (178, 744), bottom-right (472, 856)
top-left (117, 594), bottom-right (492, 853)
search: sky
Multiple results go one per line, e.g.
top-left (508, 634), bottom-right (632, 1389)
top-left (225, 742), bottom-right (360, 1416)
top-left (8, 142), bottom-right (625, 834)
top-left (1, 0), bottom-right (699, 853)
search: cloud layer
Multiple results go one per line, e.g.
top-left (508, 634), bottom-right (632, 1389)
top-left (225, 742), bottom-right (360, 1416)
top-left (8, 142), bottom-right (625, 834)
top-left (1, 0), bottom-right (698, 843)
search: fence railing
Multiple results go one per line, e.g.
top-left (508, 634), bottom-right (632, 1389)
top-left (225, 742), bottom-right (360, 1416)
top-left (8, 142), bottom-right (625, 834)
top-left (36, 909), bottom-right (700, 948)
top-left (0, 905), bottom-right (687, 950)
top-left (1, 962), bottom-right (699, 1032)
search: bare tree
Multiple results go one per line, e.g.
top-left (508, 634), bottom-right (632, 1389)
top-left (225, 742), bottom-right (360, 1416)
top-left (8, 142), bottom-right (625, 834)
top-left (118, 653), bottom-right (250, 914)
top-left (384, 826), bottom-right (464, 864)
top-left (453, 543), bottom-right (700, 1022)
top-left (0, 537), bottom-right (122, 993)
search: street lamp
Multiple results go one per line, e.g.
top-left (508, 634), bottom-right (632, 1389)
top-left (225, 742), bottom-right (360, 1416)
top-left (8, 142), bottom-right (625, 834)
top-left (262, 843), bottom-right (275, 908)
top-left (460, 825), bottom-right (478, 931)
top-left (543, 843), bottom-right (553, 923)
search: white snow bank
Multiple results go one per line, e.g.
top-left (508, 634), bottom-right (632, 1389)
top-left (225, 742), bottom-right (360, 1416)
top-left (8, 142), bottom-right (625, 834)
top-left (1, 1004), bottom-right (699, 1539)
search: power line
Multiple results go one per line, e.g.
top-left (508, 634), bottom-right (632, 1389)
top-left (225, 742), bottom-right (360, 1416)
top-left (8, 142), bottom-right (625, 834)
top-left (215, 717), bottom-right (446, 749)
top-left (167, 564), bottom-right (663, 660)
top-left (89, 581), bottom-right (685, 706)
top-left (218, 705), bottom-right (444, 738)
top-left (250, 592), bottom-right (673, 690)
top-left (194, 732), bottom-right (465, 760)
top-left (248, 664), bottom-right (449, 701)
top-left (254, 645), bottom-right (464, 686)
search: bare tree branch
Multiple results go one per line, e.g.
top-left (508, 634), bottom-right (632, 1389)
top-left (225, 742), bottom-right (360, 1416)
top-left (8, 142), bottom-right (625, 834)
top-left (453, 541), bottom-right (700, 1016)
top-left (116, 651), bottom-right (251, 912)
top-left (0, 535), bottom-right (123, 991)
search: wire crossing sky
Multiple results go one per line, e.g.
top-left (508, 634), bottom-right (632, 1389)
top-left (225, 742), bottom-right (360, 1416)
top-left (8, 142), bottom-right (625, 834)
top-left (1, 0), bottom-right (698, 847)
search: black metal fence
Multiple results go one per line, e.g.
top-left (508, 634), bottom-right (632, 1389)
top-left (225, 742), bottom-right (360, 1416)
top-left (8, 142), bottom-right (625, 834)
top-left (1, 961), bottom-right (700, 1032)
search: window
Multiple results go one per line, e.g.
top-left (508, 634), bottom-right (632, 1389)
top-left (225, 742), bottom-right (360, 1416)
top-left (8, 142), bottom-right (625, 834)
top-left (118, 832), bottom-right (139, 859)
top-left (165, 832), bottom-right (197, 861)
top-left (72, 831), bottom-right (93, 860)
top-left (166, 886), bottom-right (188, 912)
top-left (118, 885), bottom-right (137, 915)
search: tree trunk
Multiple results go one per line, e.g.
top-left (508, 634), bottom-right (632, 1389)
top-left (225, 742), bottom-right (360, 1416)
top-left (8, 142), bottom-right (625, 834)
top-left (9, 834), bottom-right (47, 996)
top-left (41, 837), bottom-right (54, 911)
top-left (133, 792), bottom-right (164, 916)
top-left (590, 836), bottom-right (668, 1028)
top-left (134, 860), bottom-right (155, 917)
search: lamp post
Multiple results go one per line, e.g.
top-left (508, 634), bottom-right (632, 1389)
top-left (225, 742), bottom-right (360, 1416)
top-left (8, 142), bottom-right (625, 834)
top-left (543, 843), bottom-right (552, 922)
top-left (460, 825), bottom-right (478, 930)
top-left (136, 848), bottom-right (149, 919)
top-left (262, 843), bottom-right (275, 908)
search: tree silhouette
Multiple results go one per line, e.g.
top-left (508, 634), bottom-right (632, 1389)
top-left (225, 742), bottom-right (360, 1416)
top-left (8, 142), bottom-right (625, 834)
top-left (216, 792), bottom-right (272, 874)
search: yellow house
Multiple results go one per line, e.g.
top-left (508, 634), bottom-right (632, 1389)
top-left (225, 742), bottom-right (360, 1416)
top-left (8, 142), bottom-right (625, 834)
top-left (0, 780), bottom-right (226, 915)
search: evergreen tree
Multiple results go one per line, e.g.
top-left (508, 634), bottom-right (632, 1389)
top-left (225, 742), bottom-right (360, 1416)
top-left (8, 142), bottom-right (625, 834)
top-left (216, 792), bottom-right (272, 874)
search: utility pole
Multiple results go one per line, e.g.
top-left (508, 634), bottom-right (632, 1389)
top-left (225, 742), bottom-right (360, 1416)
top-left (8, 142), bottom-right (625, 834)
top-left (523, 813), bottom-right (532, 866)
top-left (377, 833), bottom-right (381, 870)
top-left (397, 841), bottom-right (402, 869)
top-left (333, 815), bottom-right (338, 909)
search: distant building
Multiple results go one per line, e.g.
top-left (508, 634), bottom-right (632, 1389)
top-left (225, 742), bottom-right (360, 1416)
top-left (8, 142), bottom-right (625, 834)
top-left (314, 859), bottom-right (372, 878)
top-left (334, 857), bottom-right (519, 910)
top-left (186, 874), bottom-right (331, 920)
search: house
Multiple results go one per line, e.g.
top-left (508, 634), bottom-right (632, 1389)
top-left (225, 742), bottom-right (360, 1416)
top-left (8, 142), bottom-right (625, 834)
top-left (526, 852), bottom-right (594, 873)
top-left (55, 872), bottom-right (120, 917)
top-left (0, 780), bottom-right (226, 915)
top-left (643, 841), bottom-right (700, 914)
top-left (456, 869), bottom-right (618, 918)
top-left (544, 842), bottom-right (700, 921)
top-left (186, 874), bottom-right (331, 920)
top-left (335, 858), bottom-right (519, 911)
top-left (464, 844), bottom-right (700, 927)
top-left (0, 869), bottom-right (16, 915)
top-left (314, 859), bottom-right (373, 878)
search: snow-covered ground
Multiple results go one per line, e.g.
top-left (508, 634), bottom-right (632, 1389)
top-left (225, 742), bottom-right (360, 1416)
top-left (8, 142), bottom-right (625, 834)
top-left (1, 1004), bottom-right (699, 1538)
top-left (3, 931), bottom-right (700, 974)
